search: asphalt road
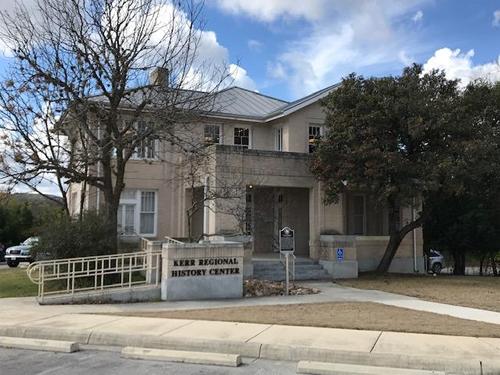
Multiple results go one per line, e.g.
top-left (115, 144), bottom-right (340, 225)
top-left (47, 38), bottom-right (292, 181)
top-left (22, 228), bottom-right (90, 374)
top-left (0, 347), bottom-right (297, 375)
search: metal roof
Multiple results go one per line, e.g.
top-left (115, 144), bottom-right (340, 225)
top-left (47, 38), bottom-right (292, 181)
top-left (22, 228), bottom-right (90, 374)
top-left (88, 83), bottom-right (340, 122)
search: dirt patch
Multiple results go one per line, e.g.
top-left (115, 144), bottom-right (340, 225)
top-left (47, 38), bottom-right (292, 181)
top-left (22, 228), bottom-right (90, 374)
top-left (244, 279), bottom-right (320, 297)
top-left (338, 273), bottom-right (500, 312)
top-left (106, 301), bottom-right (500, 338)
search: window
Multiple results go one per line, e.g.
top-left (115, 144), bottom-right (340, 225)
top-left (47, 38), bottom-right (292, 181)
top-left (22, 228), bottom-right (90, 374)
top-left (275, 128), bottom-right (283, 151)
top-left (347, 194), bottom-right (365, 235)
top-left (308, 126), bottom-right (322, 153)
top-left (118, 204), bottom-right (136, 235)
top-left (234, 127), bottom-right (250, 149)
top-left (140, 191), bottom-right (156, 234)
top-left (135, 121), bottom-right (157, 159)
top-left (117, 189), bottom-right (157, 236)
top-left (204, 125), bottom-right (220, 144)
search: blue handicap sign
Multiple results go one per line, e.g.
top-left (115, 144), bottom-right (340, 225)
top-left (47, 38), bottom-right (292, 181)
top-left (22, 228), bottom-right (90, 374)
top-left (336, 248), bottom-right (344, 262)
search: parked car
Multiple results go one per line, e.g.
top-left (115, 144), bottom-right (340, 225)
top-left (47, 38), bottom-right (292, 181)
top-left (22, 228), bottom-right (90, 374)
top-left (427, 249), bottom-right (444, 274)
top-left (4, 237), bottom-right (39, 268)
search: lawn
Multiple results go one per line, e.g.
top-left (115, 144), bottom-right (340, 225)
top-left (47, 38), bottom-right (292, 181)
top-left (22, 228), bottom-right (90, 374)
top-left (338, 273), bottom-right (500, 312)
top-left (0, 267), bottom-right (38, 298)
top-left (107, 301), bottom-right (500, 338)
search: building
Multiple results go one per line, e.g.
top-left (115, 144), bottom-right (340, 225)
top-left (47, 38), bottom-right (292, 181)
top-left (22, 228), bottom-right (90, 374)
top-left (68, 68), bottom-right (424, 278)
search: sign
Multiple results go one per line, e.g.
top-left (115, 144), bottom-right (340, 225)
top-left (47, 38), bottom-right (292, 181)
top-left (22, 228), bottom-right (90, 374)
top-left (280, 227), bottom-right (295, 254)
top-left (170, 257), bottom-right (240, 277)
top-left (336, 248), bottom-right (344, 262)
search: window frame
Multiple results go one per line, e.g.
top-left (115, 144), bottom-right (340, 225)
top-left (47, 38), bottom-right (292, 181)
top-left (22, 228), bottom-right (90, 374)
top-left (275, 127), bottom-right (283, 151)
top-left (132, 121), bottom-right (159, 160)
top-left (117, 189), bottom-right (158, 237)
top-left (308, 125), bottom-right (323, 153)
top-left (233, 127), bottom-right (251, 149)
top-left (203, 124), bottom-right (221, 145)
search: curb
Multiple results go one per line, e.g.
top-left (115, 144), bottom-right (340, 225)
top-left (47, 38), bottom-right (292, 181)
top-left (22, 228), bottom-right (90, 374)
top-left (297, 361), bottom-right (445, 375)
top-left (1, 326), bottom-right (499, 374)
top-left (0, 336), bottom-right (79, 353)
top-left (121, 346), bottom-right (241, 367)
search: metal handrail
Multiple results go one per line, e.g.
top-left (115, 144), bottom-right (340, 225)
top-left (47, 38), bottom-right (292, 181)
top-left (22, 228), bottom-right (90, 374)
top-left (26, 251), bottom-right (161, 303)
top-left (164, 236), bottom-right (183, 245)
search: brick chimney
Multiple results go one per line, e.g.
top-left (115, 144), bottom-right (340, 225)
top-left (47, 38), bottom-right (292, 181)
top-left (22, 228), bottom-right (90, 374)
top-left (149, 67), bottom-right (169, 86)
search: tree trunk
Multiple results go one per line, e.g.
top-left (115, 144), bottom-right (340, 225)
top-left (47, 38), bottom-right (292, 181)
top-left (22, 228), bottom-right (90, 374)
top-left (491, 256), bottom-right (498, 277)
top-left (376, 215), bottom-right (423, 273)
top-left (452, 252), bottom-right (466, 275)
top-left (479, 255), bottom-right (485, 276)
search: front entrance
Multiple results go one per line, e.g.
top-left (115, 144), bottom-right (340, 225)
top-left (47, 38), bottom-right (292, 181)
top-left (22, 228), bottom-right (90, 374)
top-left (248, 186), bottom-right (310, 257)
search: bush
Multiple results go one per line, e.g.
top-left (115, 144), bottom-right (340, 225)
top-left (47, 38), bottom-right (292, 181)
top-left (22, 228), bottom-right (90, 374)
top-left (32, 211), bottom-right (116, 260)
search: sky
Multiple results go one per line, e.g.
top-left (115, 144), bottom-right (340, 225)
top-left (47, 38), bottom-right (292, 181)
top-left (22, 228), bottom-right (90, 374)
top-left (199, 0), bottom-right (500, 101)
top-left (0, 0), bottom-right (499, 102)
top-left (0, 0), bottom-right (499, 195)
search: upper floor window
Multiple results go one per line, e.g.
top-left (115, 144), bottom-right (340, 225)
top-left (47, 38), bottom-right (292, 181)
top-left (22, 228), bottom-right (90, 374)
top-left (234, 127), bottom-right (250, 149)
top-left (308, 125), bottom-right (322, 153)
top-left (204, 124), bottom-right (220, 144)
top-left (134, 121), bottom-right (157, 159)
top-left (275, 128), bottom-right (283, 151)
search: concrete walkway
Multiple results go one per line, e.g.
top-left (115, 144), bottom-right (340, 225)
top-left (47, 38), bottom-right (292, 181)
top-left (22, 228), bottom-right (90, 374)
top-left (0, 312), bottom-right (499, 374)
top-left (1, 282), bottom-right (499, 325)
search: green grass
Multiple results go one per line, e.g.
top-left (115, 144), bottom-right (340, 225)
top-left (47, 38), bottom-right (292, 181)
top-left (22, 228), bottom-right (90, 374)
top-left (0, 268), bottom-right (38, 298)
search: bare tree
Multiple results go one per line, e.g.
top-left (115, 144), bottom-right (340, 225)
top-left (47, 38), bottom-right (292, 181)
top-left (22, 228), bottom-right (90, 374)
top-left (0, 0), bottom-right (229, 248)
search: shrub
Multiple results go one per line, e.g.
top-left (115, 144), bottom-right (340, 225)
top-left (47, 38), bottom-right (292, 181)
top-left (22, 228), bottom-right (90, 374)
top-left (32, 211), bottom-right (116, 260)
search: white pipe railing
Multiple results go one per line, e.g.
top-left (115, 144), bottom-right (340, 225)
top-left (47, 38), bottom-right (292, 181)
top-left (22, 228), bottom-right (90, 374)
top-left (27, 250), bottom-right (161, 303)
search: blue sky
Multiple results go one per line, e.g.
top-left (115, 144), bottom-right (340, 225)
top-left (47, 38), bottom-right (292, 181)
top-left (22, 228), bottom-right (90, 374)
top-left (199, 0), bottom-right (500, 101)
top-left (0, 0), bottom-right (499, 101)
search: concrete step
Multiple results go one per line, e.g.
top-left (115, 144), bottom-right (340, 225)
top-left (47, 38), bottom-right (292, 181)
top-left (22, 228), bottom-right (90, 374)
top-left (297, 361), bottom-right (445, 375)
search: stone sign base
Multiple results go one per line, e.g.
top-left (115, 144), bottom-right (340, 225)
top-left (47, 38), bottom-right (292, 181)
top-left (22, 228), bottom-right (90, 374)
top-left (161, 242), bottom-right (244, 301)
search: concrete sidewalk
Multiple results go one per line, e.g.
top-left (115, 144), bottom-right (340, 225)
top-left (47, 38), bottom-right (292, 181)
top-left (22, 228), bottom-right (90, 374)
top-left (1, 282), bottom-right (499, 325)
top-left (0, 312), bottom-right (499, 374)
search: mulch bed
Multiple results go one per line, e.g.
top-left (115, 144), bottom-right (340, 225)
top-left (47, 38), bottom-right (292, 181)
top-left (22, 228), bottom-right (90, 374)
top-left (244, 279), bottom-right (320, 297)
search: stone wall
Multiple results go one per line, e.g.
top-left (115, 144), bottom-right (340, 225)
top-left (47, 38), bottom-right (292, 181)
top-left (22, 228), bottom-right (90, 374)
top-left (161, 241), bottom-right (244, 301)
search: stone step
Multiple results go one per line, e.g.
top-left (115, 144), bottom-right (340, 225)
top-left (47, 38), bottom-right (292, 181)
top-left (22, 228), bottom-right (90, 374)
top-left (254, 266), bottom-right (326, 272)
top-left (297, 361), bottom-right (445, 375)
top-left (253, 271), bottom-right (331, 281)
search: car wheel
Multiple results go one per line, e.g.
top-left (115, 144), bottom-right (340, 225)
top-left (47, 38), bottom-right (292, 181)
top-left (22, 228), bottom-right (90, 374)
top-left (7, 260), bottom-right (19, 268)
top-left (432, 262), bottom-right (442, 274)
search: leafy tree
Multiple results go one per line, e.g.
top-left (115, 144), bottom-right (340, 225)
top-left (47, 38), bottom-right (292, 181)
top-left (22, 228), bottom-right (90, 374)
top-left (424, 80), bottom-right (500, 275)
top-left (311, 65), bottom-right (459, 272)
top-left (0, 200), bottom-right (34, 247)
top-left (424, 192), bottom-right (500, 275)
top-left (32, 211), bottom-right (115, 260)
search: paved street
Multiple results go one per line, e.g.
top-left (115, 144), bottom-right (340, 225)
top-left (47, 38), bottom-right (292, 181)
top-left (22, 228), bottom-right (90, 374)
top-left (0, 347), bottom-right (296, 375)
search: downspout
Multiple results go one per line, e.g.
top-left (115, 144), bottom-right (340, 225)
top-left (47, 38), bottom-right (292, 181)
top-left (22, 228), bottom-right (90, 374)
top-left (203, 175), bottom-right (210, 241)
top-left (412, 200), bottom-right (418, 272)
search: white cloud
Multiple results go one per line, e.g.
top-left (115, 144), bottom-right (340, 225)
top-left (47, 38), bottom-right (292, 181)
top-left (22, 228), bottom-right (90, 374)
top-left (412, 10), bottom-right (423, 22)
top-left (247, 39), bottom-right (263, 51)
top-left (228, 64), bottom-right (257, 90)
top-left (423, 48), bottom-right (500, 87)
top-left (493, 10), bottom-right (500, 27)
top-left (213, 0), bottom-right (328, 22)
top-left (267, 61), bottom-right (288, 80)
top-left (214, 0), bottom-right (431, 97)
top-left (398, 50), bottom-right (414, 66)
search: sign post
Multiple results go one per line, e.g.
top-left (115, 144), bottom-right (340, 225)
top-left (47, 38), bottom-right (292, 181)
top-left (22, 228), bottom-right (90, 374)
top-left (279, 227), bottom-right (295, 296)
